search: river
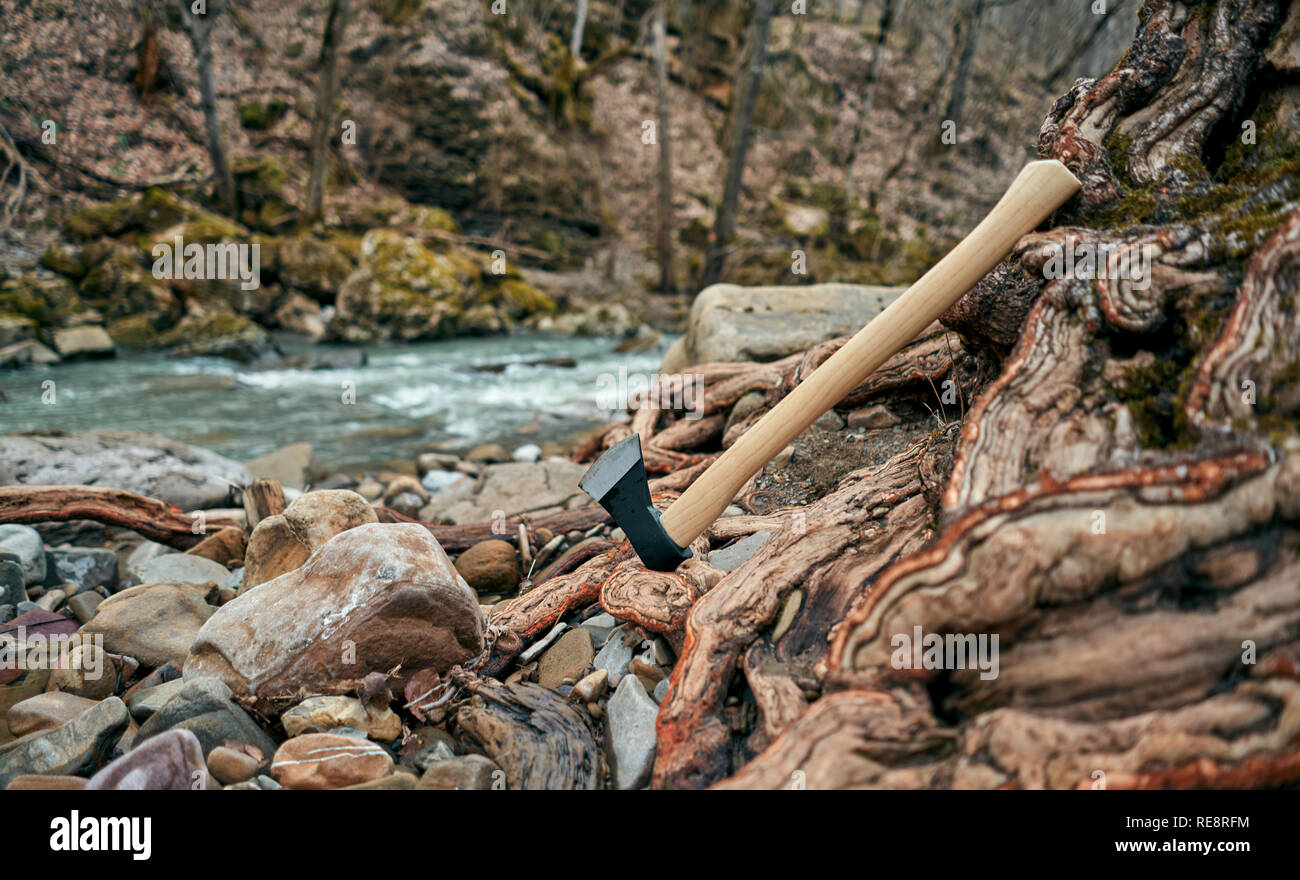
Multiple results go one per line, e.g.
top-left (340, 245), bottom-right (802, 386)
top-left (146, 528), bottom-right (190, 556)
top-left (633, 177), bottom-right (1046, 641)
top-left (0, 334), bottom-right (670, 473)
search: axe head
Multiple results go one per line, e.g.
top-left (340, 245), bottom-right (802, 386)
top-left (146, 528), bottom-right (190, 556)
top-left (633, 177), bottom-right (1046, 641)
top-left (579, 432), bottom-right (692, 571)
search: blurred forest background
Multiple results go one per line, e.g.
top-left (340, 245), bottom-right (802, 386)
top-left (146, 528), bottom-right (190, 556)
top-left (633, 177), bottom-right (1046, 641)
top-left (0, 0), bottom-right (1139, 329)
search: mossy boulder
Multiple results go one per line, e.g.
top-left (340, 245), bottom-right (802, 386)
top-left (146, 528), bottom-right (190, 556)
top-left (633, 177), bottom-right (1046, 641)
top-left (495, 277), bottom-right (556, 319)
top-left (160, 314), bottom-right (279, 363)
top-left (0, 314), bottom-right (37, 347)
top-left (0, 276), bottom-right (96, 328)
top-left (328, 230), bottom-right (473, 343)
top-left (62, 188), bottom-right (218, 243)
top-left (106, 314), bottom-right (161, 349)
top-left (40, 244), bottom-right (85, 280)
top-left (79, 251), bottom-right (180, 327)
top-left (276, 234), bottom-right (356, 303)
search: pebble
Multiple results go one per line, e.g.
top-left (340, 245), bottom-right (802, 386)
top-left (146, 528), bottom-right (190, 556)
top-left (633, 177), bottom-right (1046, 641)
top-left (0, 525), bottom-right (45, 585)
top-left (652, 678), bottom-right (670, 703)
top-left (571, 668), bottom-right (608, 703)
top-left (206, 744), bottom-right (263, 785)
top-left (135, 676), bottom-right (278, 758)
top-left (5, 774), bottom-right (87, 790)
top-left (80, 581), bottom-right (216, 668)
top-left (126, 678), bottom-right (188, 720)
top-left (605, 676), bottom-right (658, 790)
top-left (52, 642), bottom-right (126, 700)
top-left (343, 771), bottom-right (416, 790)
top-left (85, 728), bottom-right (207, 790)
top-left (66, 591), bottom-right (103, 623)
top-left (537, 628), bottom-right (594, 688)
top-left (34, 588), bottom-right (65, 612)
top-left (579, 612), bottom-right (617, 647)
top-left (593, 626), bottom-right (636, 680)
top-left (770, 589), bottom-right (804, 643)
top-left (416, 754), bottom-right (503, 790)
top-left (46, 547), bottom-right (118, 591)
top-left (706, 530), bottom-right (772, 573)
top-left (0, 696), bottom-right (130, 789)
top-left (129, 553), bottom-right (230, 588)
top-left (512, 444), bottom-right (542, 462)
top-left (5, 691), bottom-right (98, 738)
top-left (271, 732), bottom-right (395, 790)
top-left (281, 695), bottom-right (403, 742)
top-left (454, 539), bottom-right (520, 594)
top-left (0, 557), bottom-right (26, 607)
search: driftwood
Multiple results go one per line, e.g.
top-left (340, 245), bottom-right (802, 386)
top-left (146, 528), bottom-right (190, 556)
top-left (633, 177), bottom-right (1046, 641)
top-left (375, 503), bottom-right (611, 553)
top-left (241, 479), bottom-right (287, 529)
top-left (453, 678), bottom-right (602, 790)
top-left (0, 486), bottom-right (239, 549)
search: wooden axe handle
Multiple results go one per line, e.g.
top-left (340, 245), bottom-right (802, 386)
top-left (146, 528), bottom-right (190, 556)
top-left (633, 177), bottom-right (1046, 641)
top-left (660, 159), bottom-right (1081, 547)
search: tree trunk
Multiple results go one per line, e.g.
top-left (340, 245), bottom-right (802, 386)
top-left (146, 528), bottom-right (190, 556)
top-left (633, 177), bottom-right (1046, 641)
top-left (570, 0), bottom-right (590, 56)
top-left (699, 0), bottom-right (775, 289)
top-left (184, 0), bottom-right (236, 215)
top-left (942, 0), bottom-right (984, 128)
top-left (304, 0), bottom-right (350, 225)
top-left (654, 0), bottom-right (676, 292)
top-left (843, 0), bottom-right (896, 206)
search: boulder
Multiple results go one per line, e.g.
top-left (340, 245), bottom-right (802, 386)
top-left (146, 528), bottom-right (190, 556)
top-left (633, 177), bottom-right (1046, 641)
top-left (0, 339), bottom-right (60, 369)
top-left (185, 523), bottom-right (484, 698)
top-left (271, 732), bottom-right (394, 790)
top-left (0, 430), bottom-right (249, 510)
top-left (244, 442), bottom-right (313, 490)
top-left (241, 489), bottom-right (377, 590)
top-left (79, 581), bottom-right (217, 668)
top-left (161, 314), bottom-right (280, 363)
top-left (84, 728), bottom-right (207, 790)
top-left (0, 557), bottom-right (24, 607)
top-left (50, 325), bottom-right (114, 361)
top-left (426, 459), bottom-right (588, 524)
top-left (0, 525), bottom-right (45, 585)
top-left (669, 283), bottom-right (906, 368)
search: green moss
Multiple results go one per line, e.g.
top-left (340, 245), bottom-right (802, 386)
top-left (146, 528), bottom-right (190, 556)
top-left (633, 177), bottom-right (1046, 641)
top-left (62, 197), bottom-right (138, 241)
top-left (0, 276), bottom-right (93, 327)
top-left (106, 314), bottom-right (160, 348)
top-left (368, 0), bottom-right (422, 25)
top-left (159, 313), bottom-right (258, 346)
top-left (40, 244), bottom-right (84, 280)
top-left (238, 98), bottom-right (289, 131)
top-left (496, 278), bottom-right (557, 317)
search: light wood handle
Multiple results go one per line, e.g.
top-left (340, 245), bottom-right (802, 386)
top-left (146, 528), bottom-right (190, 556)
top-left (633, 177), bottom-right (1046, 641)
top-left (660, 159), bottom-right (1081, 547)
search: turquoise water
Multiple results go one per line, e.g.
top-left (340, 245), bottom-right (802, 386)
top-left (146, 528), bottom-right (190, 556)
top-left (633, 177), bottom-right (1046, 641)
top-left (0, 334), bottom-right (669, 472)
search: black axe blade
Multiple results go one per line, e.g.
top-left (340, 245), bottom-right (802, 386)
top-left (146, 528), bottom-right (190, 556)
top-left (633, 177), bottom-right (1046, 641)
top-left (579, 432), bottom-right (692, 571)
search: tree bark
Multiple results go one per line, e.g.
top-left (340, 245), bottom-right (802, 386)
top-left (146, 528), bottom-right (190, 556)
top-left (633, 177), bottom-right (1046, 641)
top-left (942, 0), bottom-right (984, 128)
top-left (699, 0), bottom-right (775, 289)
top-left (654, 0), bottom-right (676, 292)
top-left (183, 0), bottom-right (236, 215)
top-left (304, 0), bottom-right (350, 225)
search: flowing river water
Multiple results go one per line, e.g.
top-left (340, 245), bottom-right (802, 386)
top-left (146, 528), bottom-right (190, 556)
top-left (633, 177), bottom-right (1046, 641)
top-left (0, 334), bottom-right (670, 473)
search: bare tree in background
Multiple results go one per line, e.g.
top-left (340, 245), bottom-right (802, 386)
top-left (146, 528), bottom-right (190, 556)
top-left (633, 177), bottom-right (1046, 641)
top-left (700, 0), bottom-right (774, 289)
top-left (654, 0), bottom-right (676, 292)
top-left (943, 0), bottom-right (985, 128)
top-left (183, 0), bottom-right (236, 214)
top-left (305, 0), bottom-right (351, 225)
top-left (843, 0), bottom-right (897, 206)
top-left (571, 0), bottom-right (590, 56)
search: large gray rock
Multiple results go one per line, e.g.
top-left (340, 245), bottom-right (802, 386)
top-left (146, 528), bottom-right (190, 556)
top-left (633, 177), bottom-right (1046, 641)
top-left (665, 283), bottom-right (905, 370)
top-left (0, 431), bottom-right (250, 510)
top-left (424, 460), bottom-right (588, 525)
top-left (0, 525), bottom-right (44, 586)
top-left (243, 442), bottom-right (313, 490)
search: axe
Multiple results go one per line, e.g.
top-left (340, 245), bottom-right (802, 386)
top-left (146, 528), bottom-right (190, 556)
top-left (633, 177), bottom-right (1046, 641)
top-left (581, 159), bottom-right (1081, 571)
